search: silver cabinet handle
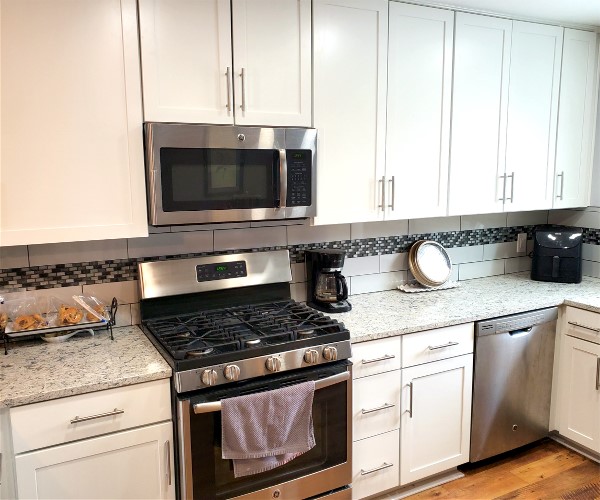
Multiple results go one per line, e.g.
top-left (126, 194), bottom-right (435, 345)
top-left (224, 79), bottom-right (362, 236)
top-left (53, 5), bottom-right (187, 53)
top-left (506, 172), bottom-right (515, 202)
top-left (165, 440), bottom-right (172, 486)
top-left (596, 358), bottom-right (600, 391)
top-left (278, 149), bottom-right (287, 209)
top-left (387, 176), bottom-right (395, 211)
top-left (240, 67), bottom-right (247, 112)
top-left (361, 354), bottom-right (395, 364)
top-left (568, 321), bottom-right (600, 333)
top-left (378, 176), bottom-right (385, 211)
top-left (499, 174), bottom-right (507, 201)
top-left (361, 403), bottom-right (395, 415)
top-left (225, 67), bottom-right (232, 112)
top-left (556, 171), bottom-right (564, 200)
top-left (70, 408), bottom-right (124, 424)
top-left (408, 382), bottom-right (413, 418)
top-left (428, 341), bottom-right (459, 350)
top-left (360, 462), bottom-right (393, 475)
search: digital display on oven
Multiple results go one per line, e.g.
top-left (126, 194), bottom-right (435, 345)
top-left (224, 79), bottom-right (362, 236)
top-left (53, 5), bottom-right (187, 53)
top-left (196, 261), bottom-right (247, 282)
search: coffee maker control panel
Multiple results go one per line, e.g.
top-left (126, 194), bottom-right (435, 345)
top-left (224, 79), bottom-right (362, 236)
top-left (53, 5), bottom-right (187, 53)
top-left (286, 149), bottom-right (312, 207)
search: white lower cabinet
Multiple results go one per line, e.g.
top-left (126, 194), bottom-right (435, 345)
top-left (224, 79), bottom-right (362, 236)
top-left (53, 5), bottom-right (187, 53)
top-left (400, 354), bottom-right (473, 485)
top-left (352, 429), bottom-right (400, 500)
top-left (15, 422), bottom-right (175, 500)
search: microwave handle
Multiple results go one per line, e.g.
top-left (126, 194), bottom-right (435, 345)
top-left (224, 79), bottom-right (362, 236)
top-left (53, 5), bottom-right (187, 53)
top-left (192, 370), bottom-right (350, 415)
top-left (277, 149), bottom-right (287, 209)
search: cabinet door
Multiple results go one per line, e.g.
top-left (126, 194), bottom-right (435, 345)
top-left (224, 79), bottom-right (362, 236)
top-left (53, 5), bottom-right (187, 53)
top-left (15, 422), bottom-right (175, 499)
top-left (386, 4), bottom-right (453, 220)
top-left (313, 0), bottom-right (388, 225)
top-left (554, 29), bottom-right (598, 209)
top-left (1, 0), bottom-right (148, 246)
top-left (400, 354), bottom-right (473, 485)
top-left (139, 0), bottom-right (233, 124)
top-left (557, 335), bottom-right (600, 453)
top-left (449, 13), bottom-right (511, 216)
top-left (505, 22), bottom-right (563, 212)
top-left (232, 0), bottom-right (311, 126)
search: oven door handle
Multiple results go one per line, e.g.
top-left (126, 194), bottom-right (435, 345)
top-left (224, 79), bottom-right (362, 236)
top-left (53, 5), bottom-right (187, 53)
top-left (192, 371), bottom-right (350, 415)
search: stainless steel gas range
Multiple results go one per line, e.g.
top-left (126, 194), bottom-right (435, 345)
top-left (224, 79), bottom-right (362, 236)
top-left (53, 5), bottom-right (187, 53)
top-left (138, 250), bottom-right (352, 500)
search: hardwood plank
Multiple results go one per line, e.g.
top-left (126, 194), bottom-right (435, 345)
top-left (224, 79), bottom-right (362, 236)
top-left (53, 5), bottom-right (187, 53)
top-left (510, 447), bottom-right (588, 484)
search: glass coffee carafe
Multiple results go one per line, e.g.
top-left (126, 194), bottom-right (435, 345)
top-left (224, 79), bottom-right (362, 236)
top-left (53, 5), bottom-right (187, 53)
top-left (315, 271), bottom-right (349, 303)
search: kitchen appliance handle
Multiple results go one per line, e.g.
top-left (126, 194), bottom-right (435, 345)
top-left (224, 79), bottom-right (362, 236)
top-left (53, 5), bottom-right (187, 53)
top-left (336, 274), bottom-right (348, 301)
top-left (387, 176), bottom-right (395, 211)
top-left (360, 462), bottom-right (393, 475)
top-left (225, 67), bottom-right (232, 112)
top-left (568, 321), bottom-right (600, 333)
top-left (378, 176), bottom-right (385, 211)
top-left (192, 370), bottom-right (350, 414)
top-left (361, 402), bottom-right (395, 414)
top-left (428, 341), bottom-right (459, 350)
top-left (240, 67), bottom-right (247, 112)
top-left (361, 354), bottom-right (395, 364)
top-left (557, 171), bottom-right (564, 200)
top-left (70, 408), bottom-right (124, 424)
top-left (508, 327), bottom-right (533, 337)
top-left (278, 149), bottom-right (287, 209)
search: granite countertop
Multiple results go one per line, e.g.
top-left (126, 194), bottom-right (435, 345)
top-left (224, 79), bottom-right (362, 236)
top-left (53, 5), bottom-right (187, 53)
top-left (339, 272), bottom-right (600, 343)
top-left (0, 326), bottom-right (171, 408)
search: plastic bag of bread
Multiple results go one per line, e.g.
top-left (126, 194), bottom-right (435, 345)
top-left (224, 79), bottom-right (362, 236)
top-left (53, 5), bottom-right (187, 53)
top-left (73, 295), bottom-right (110, 323)
top-left (0, 299), bottom-right (8, 331)
top-left (6, 295), bottom-right (50, 332)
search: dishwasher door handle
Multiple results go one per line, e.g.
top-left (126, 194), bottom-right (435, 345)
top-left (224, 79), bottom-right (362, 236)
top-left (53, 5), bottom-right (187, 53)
top-left (508, 327), bottom-right (533, 337)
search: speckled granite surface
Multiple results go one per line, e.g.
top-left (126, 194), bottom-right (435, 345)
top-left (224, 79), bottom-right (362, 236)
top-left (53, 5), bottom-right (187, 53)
top-left (0, 326), bottom-right (171, 408)
top-left (340, 273), bottom-right (600, 343)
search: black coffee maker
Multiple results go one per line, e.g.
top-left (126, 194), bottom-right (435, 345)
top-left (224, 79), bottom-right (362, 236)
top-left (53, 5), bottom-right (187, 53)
top-left (305, 249), bottom-right (352, 313)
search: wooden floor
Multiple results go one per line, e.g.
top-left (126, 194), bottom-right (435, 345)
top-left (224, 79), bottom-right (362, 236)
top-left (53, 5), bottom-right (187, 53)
top-left (403, 440), bottom-right (600, 500)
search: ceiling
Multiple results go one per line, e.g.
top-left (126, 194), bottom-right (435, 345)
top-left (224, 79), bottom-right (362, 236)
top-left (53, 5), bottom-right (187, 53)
top-left (416, 0), bottom-right (600, 27)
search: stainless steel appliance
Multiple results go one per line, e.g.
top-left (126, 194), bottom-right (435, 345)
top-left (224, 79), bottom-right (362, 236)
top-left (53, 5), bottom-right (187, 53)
top-left (138, 250), bottom-right (352, 499)
top-left (470, 308), bottom-right (558, 462)
top-left (306, 250), bottom-right (352, 314)
top-left (144, 123), bottom-right (316, 225)
top-left (531, 225), bottom-right (583, 284)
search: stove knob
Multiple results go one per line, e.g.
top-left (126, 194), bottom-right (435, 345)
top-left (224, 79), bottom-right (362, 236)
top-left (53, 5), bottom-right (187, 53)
top-left (201, 369), bottom-right (218, 386)
top-left (265, 357), bottom-right (282, 372)
top-left (304, 349), bottom-right (319, 364)
top-left (224, 364), bottom-right (241, 381)
top-left (322, 346), bottom-right (338, 361)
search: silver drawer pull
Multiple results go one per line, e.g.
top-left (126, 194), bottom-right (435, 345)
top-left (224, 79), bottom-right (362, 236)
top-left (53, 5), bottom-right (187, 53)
top-left (70, 408), bottom-right (124, 424)
top-left (428, 341), bottom-right (459, 350)
top-left (596, 358), bottom-right (600, 391)
top-left (361, 354), bottom-right (396, 364)
top-left (361, 403), bottom-right (395, 415)
top-left (360, 462), bottom-right (393, 475)
top-left (568, 321), bottom-right (600, 333)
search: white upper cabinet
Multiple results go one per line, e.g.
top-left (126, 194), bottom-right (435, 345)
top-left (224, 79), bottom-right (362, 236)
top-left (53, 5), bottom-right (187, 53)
top-left (554, 29), bottom-right (599, 209)
top-left (505, 21), bottom-right (563, 212)
top-left (313, 0), bottom-right (388, 225)
top-left (449, 13), bottom-right (512, 216)
top-left (139, 0), bottom-right (311, 127)
top-left (0, 0), bottom-right (148, 247)
top-left (386, 3), bottom-right (453, 220)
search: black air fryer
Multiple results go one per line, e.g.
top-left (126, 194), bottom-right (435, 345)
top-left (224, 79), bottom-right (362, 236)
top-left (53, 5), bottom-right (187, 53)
top-left (531, 225), bottom-right (583, 283)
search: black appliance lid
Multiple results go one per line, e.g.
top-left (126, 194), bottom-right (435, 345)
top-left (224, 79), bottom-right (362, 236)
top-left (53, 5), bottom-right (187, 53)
top-left (534, 225), bottom-right (582, 249)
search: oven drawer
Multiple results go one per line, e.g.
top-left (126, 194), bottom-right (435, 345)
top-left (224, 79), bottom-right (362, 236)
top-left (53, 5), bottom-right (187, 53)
top-left (10, 379), bottom-right (171, 454)
top-left (565, 306), bottom-right (600, 344)
top-left (353, 370), bottom-right (400, 441)
top-left (351, 336), bottom-right (401, 379)
top-left (352, 429), bottom-right (400, 500)
top-left (402, 323), bottom-right (474, 368)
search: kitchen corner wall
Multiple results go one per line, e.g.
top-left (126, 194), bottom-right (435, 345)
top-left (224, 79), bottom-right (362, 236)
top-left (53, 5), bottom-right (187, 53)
top-left (1, 209), bottom-right (599, 328)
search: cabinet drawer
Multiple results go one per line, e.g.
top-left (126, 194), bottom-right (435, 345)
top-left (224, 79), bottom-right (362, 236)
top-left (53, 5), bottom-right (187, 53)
top-left (353, 371), bottom-right (401, 441)
top-left (402, 323), bottom-right (474, 368)
top-left (351, 336), bottom-right (401, 378)
top-left (565, 306), bottom-right (600, 344)
top-left (352, 429), bottom-right (400, 500)
top-left (10, 379), bottom-right (171, 454)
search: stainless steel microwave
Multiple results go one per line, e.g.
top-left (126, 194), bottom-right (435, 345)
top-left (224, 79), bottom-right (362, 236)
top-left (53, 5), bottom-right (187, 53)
top-left (144, 123), bottom-right (316, 226)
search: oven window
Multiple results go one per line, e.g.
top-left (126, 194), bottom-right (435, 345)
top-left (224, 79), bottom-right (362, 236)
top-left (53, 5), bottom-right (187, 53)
top-left (160, 148), bottom-right (279, 211)
top-left (188, 381), bottom-right (348, 499)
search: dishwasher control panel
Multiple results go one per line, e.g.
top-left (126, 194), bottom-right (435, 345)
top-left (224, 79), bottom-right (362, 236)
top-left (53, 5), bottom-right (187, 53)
top-left (476, 308), bottom-right (558, 336)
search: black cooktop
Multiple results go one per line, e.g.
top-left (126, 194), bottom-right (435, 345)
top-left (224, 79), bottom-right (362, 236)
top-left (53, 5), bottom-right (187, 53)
top-left (142, 300), bottom-right (349, 370)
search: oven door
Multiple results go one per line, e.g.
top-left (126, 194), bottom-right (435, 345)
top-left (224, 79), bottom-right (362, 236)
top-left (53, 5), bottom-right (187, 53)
top-left (177, 362), bottom-right (352, 500)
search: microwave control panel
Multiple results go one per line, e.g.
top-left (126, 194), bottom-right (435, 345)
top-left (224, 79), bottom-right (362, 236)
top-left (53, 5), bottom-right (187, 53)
top-left (286, 149), bottom-right (312, 207)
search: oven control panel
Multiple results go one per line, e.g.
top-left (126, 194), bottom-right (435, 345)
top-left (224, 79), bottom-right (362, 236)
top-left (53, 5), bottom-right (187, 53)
top-left (286, 149), bottom-right (312, 207)
top-left (196, 260), bottom-right (247, 282)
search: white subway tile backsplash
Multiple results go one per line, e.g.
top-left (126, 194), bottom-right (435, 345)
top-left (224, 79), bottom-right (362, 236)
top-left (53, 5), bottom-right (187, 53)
top-left (446, 245), bottom-right (484, 264)
top-left (450, 266), bottom-right (459, 282)
top-left (0, 246), bottom-right (29, 269)
top-left (350, 271), bottom-right (406, 295)
top-left (287, 224), bottom-right (350, 245)
top-left (548, 209), bottom-right (600, 229)
top-left (113, 303), bottom-right (132, 327)
top-left (507, 211), bottom-right (548, 227)
top-left (505, 256), bottom-right (532, 274)
top-left (291, 262), bottom-right (306, 283)
top-left (148, 225), bottom-right (171, 234)
top-left (29, 239), bottom-right (128, 266)
top-left (127, 231), bottom-right (213, 258)
top-left (29, 286), bottom-right (85, 303)
top-left (483, 241), bottom-right (522, 261)
top-left (408, 216), bottom-right (460, 235)
top-left (583, 260), bottom-right (600, 279)
top-left (343, 255), bottom-right (379, 277)
top-left (582, 243), bottom-right (600, 262)
top-left (461, 213), bottom-right (506, 230)
top-left (214, 226), bottom-right (286, 251)
top-left (172, 222), bottom-right (250, 232)
top-left (82, 281), bottom-right (139, 305)
top-left (350, 220), bottom-right (409, 239)
top-left (458, 260), bottom-right (505, 280)
top-left (131, 302), bottom-right (141, 325)
top-left (290, 282), bottom-right (308, 302)
top-left (380, 253), bottom-right (408, 272)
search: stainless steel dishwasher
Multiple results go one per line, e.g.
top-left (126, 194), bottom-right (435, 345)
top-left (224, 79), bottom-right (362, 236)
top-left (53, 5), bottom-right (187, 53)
top-left (470, 307), bottom-right (558, 462)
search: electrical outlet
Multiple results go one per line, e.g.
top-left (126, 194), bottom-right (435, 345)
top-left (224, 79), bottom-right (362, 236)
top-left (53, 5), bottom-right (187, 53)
top-left (517, 232), bottom-right (527, 253)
